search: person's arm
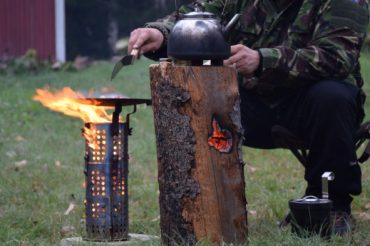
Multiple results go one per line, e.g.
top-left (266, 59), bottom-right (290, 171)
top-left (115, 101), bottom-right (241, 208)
top-left (258, 0), bottom-right (369, 84)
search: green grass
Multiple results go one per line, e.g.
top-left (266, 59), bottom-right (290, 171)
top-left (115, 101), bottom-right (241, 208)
top-left (0, 54), bottom-right (369, 245)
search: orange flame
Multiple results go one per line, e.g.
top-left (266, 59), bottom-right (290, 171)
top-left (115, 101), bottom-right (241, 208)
top-left (82, 127), bottom-right (99, 150)
top-left (33, 87), bottom-right (118, 150)
top-left (208, 118), bottom-right (233, 153)
top-left (33, 87), bottom-right (113, 123)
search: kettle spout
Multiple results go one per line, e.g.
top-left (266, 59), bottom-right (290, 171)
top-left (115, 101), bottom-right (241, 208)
top-left (223, 14), bottom-right (241, 38)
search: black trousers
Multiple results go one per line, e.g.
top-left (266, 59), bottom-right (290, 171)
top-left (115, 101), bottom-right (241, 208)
top-left (240, 80), bottom-right (364, 213)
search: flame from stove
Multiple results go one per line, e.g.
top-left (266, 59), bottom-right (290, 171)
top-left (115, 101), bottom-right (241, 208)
top-left (82, 127), bottom-right (99, 150)
top-left (33, 87), bottom-right (116, 150)
top-left (33, 87), bottom-right (113, 123)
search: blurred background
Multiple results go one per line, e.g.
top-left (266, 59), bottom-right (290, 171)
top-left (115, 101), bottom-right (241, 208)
top-left (0, 0), bottom-right (368, 63)
top-left (0, 0), bottom-right (193, 62)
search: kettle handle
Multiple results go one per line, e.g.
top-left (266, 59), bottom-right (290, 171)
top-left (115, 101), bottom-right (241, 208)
top-left (321, 172), bottom-right (335, 200)
top-left (223, 14), bottom-right (241, 38)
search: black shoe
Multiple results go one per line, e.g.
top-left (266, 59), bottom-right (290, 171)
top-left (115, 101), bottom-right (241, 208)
top-left (331, 211), bottom-right (354, 236)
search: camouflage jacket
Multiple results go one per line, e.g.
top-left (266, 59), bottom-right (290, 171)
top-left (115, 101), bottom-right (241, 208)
top-left (146, 0), bottom-right (369, 106)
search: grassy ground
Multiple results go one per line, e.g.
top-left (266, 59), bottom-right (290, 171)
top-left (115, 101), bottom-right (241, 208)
top-left (0, 53), bottom-right (369, 245)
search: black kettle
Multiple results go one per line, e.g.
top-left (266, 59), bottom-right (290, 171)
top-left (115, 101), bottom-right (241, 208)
top-left (289, 172), bottom-right (335, 238)
top-left (167, 11), bottom-right (240, 62)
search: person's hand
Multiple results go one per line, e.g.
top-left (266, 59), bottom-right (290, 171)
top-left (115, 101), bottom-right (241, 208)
top-left (224, 44), bottom-right (260, 75)
top-left (128, 28), bottom-right (164, 54)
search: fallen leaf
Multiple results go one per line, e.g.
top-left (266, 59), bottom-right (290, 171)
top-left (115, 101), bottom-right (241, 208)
top-left (73, 56), bottom-right (90, 70)
top-left (51, 61), bottom-right (62, 70)
top-left (17, 241), bottom-right (28, 246)
top-left (15, 135), bottom-right (25, 141)
top-left (14, 160), bottom-right (27, 168)
top-left (64, 203), bottom-right (76, 215)
top-left (151, 216), bottom-right (160, 222)
top-left (357, 212), bottom-right (370, 221)
top-left (364, 203), bottom-right (370, 210)
top-left (60, 225), bottom-right (75, 237)
top-left (275, 243), bottom-right (290, 246)
top-left (249, 210), bottom-right (257, 217)
top-left (55, 160), bottom-right (61, 168)
top-left (246, 164), bottom-right (257, 173)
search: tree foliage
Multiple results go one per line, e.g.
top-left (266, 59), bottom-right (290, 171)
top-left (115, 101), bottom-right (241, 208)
top-left (66, 0), bottom-right (193, 60)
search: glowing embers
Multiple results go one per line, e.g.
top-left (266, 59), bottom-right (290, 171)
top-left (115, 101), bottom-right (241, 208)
top-left (83, 128), bottom-right (108, 157)
top-left (90, 171), bottom-right (107, 197)
top-left (84, 125), bottom-right (125, 163)
top-left (113, 131), bottom-right (124, 161)
top-left (90, 201), bottom-right (106, 219)
top-left (112, 174), bottom-right (126, 196)
top-left (207, 117), bottom-right (233, 153)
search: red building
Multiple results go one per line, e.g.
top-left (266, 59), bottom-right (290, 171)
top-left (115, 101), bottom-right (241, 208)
top-left (0, 0), bottom-right (65, 62)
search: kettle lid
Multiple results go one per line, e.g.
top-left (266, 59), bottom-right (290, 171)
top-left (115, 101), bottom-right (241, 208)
top-left (289, 195), bottom-right (333, 209)
top-left (296, 195), bottom-right (321, 203)
top-left (182, 11), bottom-right (216, 19)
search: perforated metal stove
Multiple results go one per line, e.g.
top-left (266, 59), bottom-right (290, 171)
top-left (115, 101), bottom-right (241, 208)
top-left (80, 98), bottom-right (151, 241)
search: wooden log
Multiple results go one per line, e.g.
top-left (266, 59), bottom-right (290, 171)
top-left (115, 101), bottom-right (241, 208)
top-left (149, 61), bottom-right (247, 245)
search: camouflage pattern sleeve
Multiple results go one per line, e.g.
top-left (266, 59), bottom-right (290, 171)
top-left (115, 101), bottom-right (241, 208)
top-left (258, 0), bottom-right (370, 84)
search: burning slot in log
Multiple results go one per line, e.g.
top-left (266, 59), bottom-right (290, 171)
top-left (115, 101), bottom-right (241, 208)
top-left (208, 117), bottom-right (233, 153)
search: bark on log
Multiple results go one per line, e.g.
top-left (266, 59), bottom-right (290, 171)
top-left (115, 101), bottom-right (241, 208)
top-left (150, 61), bottom-right (247, 245)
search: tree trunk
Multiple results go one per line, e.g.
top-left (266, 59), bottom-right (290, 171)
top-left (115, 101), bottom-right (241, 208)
top-left (149, 61), bottom-right (248, 245)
